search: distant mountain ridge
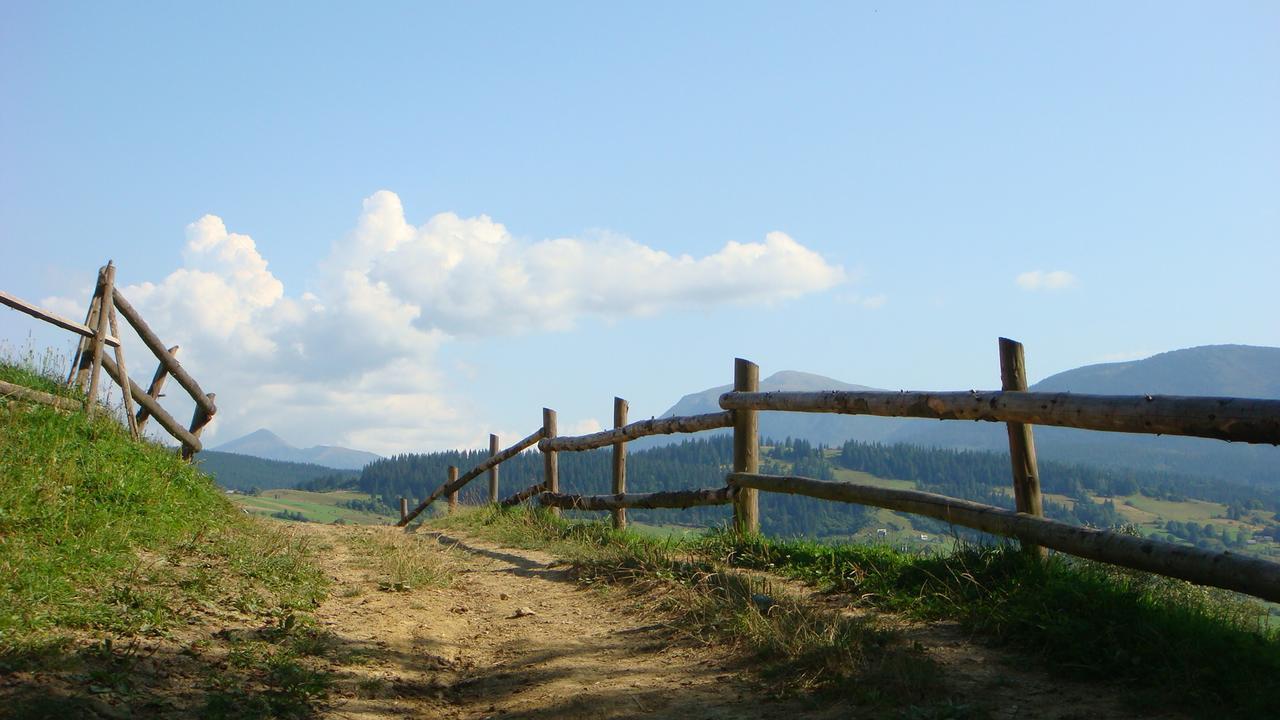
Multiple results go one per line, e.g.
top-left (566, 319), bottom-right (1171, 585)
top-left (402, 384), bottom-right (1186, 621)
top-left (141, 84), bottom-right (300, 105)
top-left (212, 428), bottom-right (381, 470)
top-left (646, 345), bottom-right (1280, 485)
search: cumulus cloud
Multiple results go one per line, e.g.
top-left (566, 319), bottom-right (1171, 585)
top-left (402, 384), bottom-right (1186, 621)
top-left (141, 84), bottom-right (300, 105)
top-left (1015, 270), bottom-right (1077, 291)
top-left (52, 191), bottom-right (844, 454)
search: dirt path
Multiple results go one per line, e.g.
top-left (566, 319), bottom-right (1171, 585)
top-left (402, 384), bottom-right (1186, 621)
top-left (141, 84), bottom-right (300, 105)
top-left (300, 524), bottom-right (856, 719)
top-left (297, 524), bottom-right (1182, 720)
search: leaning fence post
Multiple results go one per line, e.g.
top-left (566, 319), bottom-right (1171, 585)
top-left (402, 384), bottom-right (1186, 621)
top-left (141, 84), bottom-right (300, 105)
top-left (68, 278), bottom-right (104, 388)
top-left (83, 264), bottom-right (114, 412)
top-left (488, 434), bottom-right (500, 503)
top-left (612, 397), bottom-right (628, 530)
top-left (105, 287), bottom-right (138, 438)
top-left (447, 466), bottom-right (459, 514)
top-left (400, 498), bottom-right (409, 523)
top-left (136, 345), bottom-right (179, 432)
top-left (732, 358), bottom-right (760, 534)
top-left (999, 337), bottom-right (1045, 557)
top-left (543, 408), bottom-right (559, 516)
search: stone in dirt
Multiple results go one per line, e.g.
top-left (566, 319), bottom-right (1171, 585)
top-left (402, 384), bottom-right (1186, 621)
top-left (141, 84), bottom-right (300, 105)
top-left (510, 606), bottom-right (537, 618)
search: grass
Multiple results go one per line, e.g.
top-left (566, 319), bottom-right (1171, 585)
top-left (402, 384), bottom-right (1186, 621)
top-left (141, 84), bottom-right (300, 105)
top-left (432, 504), bottom-right (1279, 719)
top-left (348, 529), bottom-right (457, 592)
top-left (1, 353), bottom-right (335, 716)
top-left (232, 488), bottom-right (397, 525)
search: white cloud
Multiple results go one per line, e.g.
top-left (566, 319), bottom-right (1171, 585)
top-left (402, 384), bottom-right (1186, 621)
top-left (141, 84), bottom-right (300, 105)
top-left (1016, 270), bottom-right (1077, 291)
top-left (567, 418), bottom-right (604, 435)
top-left (50, 191), bottom-right (844, 454)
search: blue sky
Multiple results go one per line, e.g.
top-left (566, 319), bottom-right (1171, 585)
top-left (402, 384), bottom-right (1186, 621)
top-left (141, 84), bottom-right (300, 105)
top-left (2, 2), bottom-right (1277, 454)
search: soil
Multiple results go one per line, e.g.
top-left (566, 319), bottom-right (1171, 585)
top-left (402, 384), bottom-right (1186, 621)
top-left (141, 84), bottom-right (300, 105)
top-left (1, 522), bottom-right (1187, 719)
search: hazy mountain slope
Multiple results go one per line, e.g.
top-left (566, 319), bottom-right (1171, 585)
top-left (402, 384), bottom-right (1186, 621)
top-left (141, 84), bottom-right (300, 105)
top-left (213, 428), bottom-right (381, 470)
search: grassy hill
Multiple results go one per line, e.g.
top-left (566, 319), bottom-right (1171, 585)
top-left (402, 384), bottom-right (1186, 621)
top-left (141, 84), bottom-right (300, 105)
top-left (0, 359), bottom-right (333, 716)
top-left (232, 488), bottom-right (396, 524)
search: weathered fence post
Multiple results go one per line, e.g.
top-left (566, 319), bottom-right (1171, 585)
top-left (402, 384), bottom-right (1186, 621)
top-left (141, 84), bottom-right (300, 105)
top-left (104, 283), bottom-right (138, 438)
top-left (400, 497), bottom-right (409, 523)
top-left (543, 408), bottom-right (559, 516)
top-left (732, 358), bottom-right (759, 534)
top-left (612, 396), bottom-right (628, 530)
top-left (182, 392), bottom-right (216, 460)
top-left (999, 337), bottom-right (1045, 557)
top-left (136, 345), bottom-right (179, 432)
top-left (83, 264), bottom-right (115, 413)
top-left (447, 466), bottom-right (459, 514)
top-left (488, 434), bottom-right (500, 503)
top-left (69, 270), bottom-right (107, 389)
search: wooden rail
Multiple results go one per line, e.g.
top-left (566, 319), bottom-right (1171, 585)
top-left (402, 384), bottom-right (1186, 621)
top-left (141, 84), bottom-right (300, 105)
top-left (728, 472), bottom-right (1280, 603)
top-left (718, 389), bottom-right (1280, 445)
top-left (538, 411), bottom-right (733, 452)
top-left (397, 427), bottom-right (544, 526)
top-left (1, 263), bottom-right (215, 458)
top-left (537, 487), bottom-right (734, 511)
top-left (0, 290), bottom-right (121, 348)
top-left (112, 289), bottom-right (217, 418)
top-left (0, 380), bottom-right (82, 412)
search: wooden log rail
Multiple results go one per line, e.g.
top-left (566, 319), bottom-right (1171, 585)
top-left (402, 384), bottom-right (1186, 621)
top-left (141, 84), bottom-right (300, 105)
top-left (0, 380), bottom-right (82, 412)
top-left (112, 288), bottom-right (217, 419)
top-left (719, 390), bottom-right (1280, 445)
top-left (100, 353), bottom-right (203, 452)
top-left (537, 486), bottom-right (734, 511)
top-left (728, 472), bottom-right (1280, 604)
top-left (537, 411), bottom-right (733, 452)
top-left (501, 481), bottom-right (547, 507)
top-left (397, 427), bottom-right (544, 527)
top-left (0, 290), bottom-right (121, 348)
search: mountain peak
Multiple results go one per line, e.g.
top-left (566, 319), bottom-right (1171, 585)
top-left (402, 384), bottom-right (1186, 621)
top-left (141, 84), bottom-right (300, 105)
top-left (212, 429), bottom-right (381, 470)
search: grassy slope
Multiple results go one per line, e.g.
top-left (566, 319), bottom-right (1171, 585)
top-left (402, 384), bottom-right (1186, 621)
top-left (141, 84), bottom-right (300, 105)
top-left (0, 360), bottom-right (339, 716)
top-left (432, 505), bottom-right (1280, 719)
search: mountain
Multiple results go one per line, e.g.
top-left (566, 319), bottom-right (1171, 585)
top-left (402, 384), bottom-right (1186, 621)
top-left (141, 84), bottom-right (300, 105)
top-left (195, 450), bottom-right (358, 492)
top-left (643, 346), bottom-right (1280, 485)
top-left (212, 428), bottom-right (381, 470)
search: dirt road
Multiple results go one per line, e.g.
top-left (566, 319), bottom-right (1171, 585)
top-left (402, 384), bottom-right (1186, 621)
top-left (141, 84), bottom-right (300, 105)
top-left (298, 524), bottom-right (1179, 720)
top-left (302, 524), bottom-right (856, 719)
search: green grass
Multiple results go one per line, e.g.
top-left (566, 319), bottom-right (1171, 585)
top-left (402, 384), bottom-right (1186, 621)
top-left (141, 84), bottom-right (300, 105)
top-left (1, 353), bottom-right (339, 717)
top-left (432, 505), bottom-right (1279, 719)
top-left (232, 489), bottom-right (396, 525)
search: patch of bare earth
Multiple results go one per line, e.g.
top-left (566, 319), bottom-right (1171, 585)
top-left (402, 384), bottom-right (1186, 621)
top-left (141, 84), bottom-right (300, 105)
top-left (302, 524), bottom-right (1183, 720)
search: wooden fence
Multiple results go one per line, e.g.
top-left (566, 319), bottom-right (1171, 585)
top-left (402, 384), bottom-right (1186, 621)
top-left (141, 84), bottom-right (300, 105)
top-left (398, 338), bottom-right (1280, 604)
top-left (0, 262), bottom-right (216, 458)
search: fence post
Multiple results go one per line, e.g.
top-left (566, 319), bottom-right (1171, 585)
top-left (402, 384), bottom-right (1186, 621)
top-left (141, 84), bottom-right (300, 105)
top-left (732, 358), bottom-right (760, 534)
top-left (999, 337), bottom-right (1045, 557)
top-left (69, 270), bottom-right (107, 388)
top-left (105, 287), bottom-right (138, 438)
top-left (488, 433), bottom-right (500, 503)
top-left (136, 345), bottom-right (179, 432)
top-left (543, 408), bottom-right (559, 516)
top-left (83, 264), bottom-right (115, 412)
top-left (182, 392), bottom-right (216, 460)
top-left (400, 497), bottom-right (408, 523)
top-left (612, 397), bottom-right (628, 530)
top-left (447, 466), bottom-right (459, 514)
